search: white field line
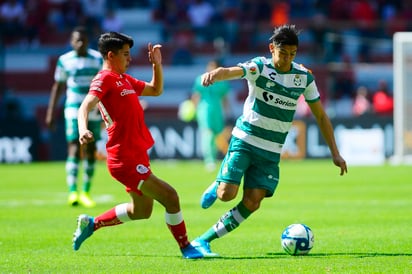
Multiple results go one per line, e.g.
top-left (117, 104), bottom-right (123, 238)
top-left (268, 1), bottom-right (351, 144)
top-left (0, 194), bottom-right (114, 207)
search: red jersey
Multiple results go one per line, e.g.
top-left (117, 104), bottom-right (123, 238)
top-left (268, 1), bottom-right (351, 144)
top-left (89, 70), bottom-right (154, 166)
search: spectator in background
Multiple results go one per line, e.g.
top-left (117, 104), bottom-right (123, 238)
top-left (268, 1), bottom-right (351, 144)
top-left (308, 10), bottom-right (327, 60)
top-left (325, 0), bottom-right (352, 62)
top-left (329, 55), bottom-right (356, 117)
top-left (24, 0), bottom-right (50, 48)
top-left (61, 0), bottom-right (85, 31)
top-left (154, 0), bottom-right (188, 42)
top-left (379, 0), bottom-right (404, 37)
top-left (270, 1), bottom-right (290, 27)
top-left (171, 30), bottom-right (194, 65)
top-left (216, 1), bottom-right (239, 47)
top-left (0, 0), bottom-right (26, 45)
top-left (373, 80), bottom-right (393, 115)
top-left (81, 0), bottom-right (106, 32)
top-left (350, 0), bottom-right (378, 62)
top-left (352, 85), bottom-right (371, 116)
top-left (101, 8), bottom-right (123, 32)
top-left (187, 0), bottom-right (215, 42)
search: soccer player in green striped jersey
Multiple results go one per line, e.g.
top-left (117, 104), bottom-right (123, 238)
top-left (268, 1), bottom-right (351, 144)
top-left (46, 26), bottom-right (103, 208)
top-left (192, 24), bottom-right (347, 257)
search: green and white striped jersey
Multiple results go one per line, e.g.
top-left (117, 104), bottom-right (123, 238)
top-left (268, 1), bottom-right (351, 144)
top-left (234, 56), bottom-right (320, 157)
top-left (54, 49), bottom-right (103, 120)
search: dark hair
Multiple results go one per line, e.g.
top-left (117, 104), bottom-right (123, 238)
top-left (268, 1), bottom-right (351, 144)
top-left (269, 24), bottom-right (300, 47)
top-left (97, 32), bottom-right (134, 58)
top-left (72, 26), bottom-right (88, 36)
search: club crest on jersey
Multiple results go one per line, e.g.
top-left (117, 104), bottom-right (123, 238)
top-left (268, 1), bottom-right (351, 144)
top-left (293, 75), bottom-right (302, 86)
top-left (249, 66), bottom-right (257, 75)
top-left (136, 164), bottom-right (149, 174)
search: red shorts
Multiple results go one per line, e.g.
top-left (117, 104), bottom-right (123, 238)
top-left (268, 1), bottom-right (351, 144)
top-left (108, 160), bottom-right (152, 195)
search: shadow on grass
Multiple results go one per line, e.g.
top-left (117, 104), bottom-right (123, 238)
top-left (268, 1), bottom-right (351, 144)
top-left (264, 252), bottom-right (411, 258)
top-left (191, 252), bottom-right (412, 260)
top-left (300, 252), bottom-right (412, 258)
top-left (90, 252), bottom-right (412, 260)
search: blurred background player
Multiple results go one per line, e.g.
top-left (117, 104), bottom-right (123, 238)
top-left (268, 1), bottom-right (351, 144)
top-left (191, 59), bottom-right (231, 171)
top-left (45, 26), bottom-right (103, 208)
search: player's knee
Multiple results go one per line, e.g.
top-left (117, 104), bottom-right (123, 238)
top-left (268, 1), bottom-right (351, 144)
top-left (218, 190), bottom-right (236, 202)
top-left (242, 198), bottom-right (261, 212)
top-left (129, 207), bottom-right (153, 220)
top-left (165, 186), bottom-right (179, 202)
top-left (162, 187), bottom-right (181, 212)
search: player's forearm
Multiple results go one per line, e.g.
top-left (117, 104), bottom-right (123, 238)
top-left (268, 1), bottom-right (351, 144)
top-left (202, 67), bottom-right (242, 86)
top-left (77, 105), bottom-right (89, 133)
top-left (214, 67), bottom-right (242, 81)
top-left (78, 95), bottom-right (97, 132)
top-left (47, 84), bottom-right (61, 114)
top-left (317, 116), bottom-right (340, 157)
top-left (150, 63), bottom-right (163, 96)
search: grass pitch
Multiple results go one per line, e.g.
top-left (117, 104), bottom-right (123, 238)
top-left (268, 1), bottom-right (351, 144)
top-left (0, 160), bottom-right (411, 273)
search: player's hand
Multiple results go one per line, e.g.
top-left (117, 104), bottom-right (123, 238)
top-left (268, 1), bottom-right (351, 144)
top-left (79, 130), bottom-right (94, 145)
top-left (333, 154), bottom-right (347, 176)
top-left (45, 117), bottom-right (55, 130)
top-left (148, 43), bottom-right (162, 65)
top-left (201, 72), bottom-right (215, 87)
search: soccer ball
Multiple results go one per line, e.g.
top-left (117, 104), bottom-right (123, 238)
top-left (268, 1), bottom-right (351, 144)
top-left (281, 223), bottom-right (314, 255)
top-left (177, 99), bottom-right (196, 122)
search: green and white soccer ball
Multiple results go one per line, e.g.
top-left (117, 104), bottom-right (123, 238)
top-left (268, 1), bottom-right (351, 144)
top-left (281, 223), bottom-right (314, 255)
top-left (177, 99), bottom-right (196, 122)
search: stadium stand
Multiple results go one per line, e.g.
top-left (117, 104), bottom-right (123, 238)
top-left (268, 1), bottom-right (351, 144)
top-left (0, 0), bottom-right (408, 123)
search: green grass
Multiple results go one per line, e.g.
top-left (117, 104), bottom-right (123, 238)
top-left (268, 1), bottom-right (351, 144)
top-left (1, 160), bottom-right (411, 273)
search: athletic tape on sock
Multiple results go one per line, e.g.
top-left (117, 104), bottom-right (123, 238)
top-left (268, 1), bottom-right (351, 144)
top-left (165, 211), bottom-right (183, 225)
top-left (115, 203), bottom-right (131, 222)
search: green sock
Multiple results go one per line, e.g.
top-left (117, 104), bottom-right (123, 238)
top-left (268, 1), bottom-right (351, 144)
top-left (82, 159), bottom-right (95, 193)
top-left (201, 202), bottom-right (252, 242)
top-left (66, 156), bottom-right (79, 192)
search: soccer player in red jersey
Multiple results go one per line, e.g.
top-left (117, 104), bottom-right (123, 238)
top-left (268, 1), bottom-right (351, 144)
top-left (73, 31), bottom-right (207, 259)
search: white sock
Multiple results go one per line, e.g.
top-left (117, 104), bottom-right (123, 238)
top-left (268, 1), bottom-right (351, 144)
top-left (115, 203), bottom-right (131, 223)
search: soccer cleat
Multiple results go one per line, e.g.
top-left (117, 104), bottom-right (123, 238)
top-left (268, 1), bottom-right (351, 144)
top-left (67, 192), bottom-right (79, 206)
top-left (78, 192), bottom-right (96, 208)
top-left (200, 181), bottom-right (218, 209)
top-left (191, 238), bottom-right (220, 257)
top-left (73, 214), bottom-right (94, 251)
top-left (181, 243), bottom-right (204, 259)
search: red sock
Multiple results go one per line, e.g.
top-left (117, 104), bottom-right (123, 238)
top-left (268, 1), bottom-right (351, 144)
top-left (167, 221), bottom-right (190, 248)
top-left (94, 208), bottom-right (123, 230)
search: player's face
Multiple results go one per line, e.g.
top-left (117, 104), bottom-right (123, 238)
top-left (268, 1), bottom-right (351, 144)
top-left (110, 44), bottom-right (132, 74)
top-left (269, 43), bottom-right (297, 72)
top-left (71, 31), bottom-right (88, 55)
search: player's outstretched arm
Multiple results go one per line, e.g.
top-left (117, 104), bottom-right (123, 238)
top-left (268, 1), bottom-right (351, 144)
top-left (201, 66), bottom-right (243, 87)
